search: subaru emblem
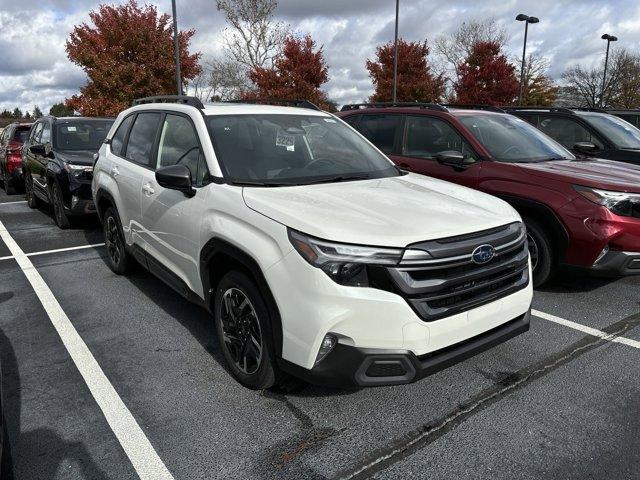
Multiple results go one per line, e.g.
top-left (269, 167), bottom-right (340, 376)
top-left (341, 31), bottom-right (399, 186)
top-left (472, 244), bottom-right (495, 264)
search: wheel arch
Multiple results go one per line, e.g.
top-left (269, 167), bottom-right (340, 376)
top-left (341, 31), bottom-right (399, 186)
top-left (200, 238), bottom-right (283, 359)
top-left (499, 195), bottom-right (569, 264)
top-left (94, 187), bottom-right (116, 223)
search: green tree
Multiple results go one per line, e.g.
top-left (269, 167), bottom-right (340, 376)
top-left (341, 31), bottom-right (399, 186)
top-left (33, 105), bottom-right (43, 118)
top-left (49, 102), bottom-right (75, 117)
top-left (12, 108), bottom-right (22, 119)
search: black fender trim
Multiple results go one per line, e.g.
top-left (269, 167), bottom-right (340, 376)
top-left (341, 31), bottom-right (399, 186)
top-left (94, 188), bottom-right (117, 222)
top-left (199, 238), bottom-right (283, 358)
top-left (497, 195), bottom-right (570, 264)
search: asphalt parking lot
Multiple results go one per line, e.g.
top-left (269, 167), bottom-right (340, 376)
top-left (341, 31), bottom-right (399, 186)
top-left (0, 188), bottom-right (638, 480)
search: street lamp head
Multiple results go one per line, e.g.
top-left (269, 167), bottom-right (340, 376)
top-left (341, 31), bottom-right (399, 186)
top-left (528, 16), bottom-right (540, 24)
top-left (601, 33), bottom-right (618, 41)
top-left (516, 14), bottom-right (529, 21)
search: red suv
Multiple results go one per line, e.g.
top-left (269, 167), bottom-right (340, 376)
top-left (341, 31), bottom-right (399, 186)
top-left (0, 122), bottom-right (32, 194)
top-left (337, 103), bottom-right (640, 286)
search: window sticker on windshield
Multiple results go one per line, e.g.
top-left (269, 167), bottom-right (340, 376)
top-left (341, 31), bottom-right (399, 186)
top-left (323, 118), bottom-right (336, 123)
top-left (67, 126), bottom-right (77, 132)
top-left (276, 132), bottom-right (295, 148)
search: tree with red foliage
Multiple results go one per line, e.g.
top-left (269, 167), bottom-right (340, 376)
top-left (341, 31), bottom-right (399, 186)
top-left (454, 41), bottom-right (519, 105)
top-left (242, 34), bottom-right (333, 110)
top-left (366, 39), bottom-right (445, 103)
top-left (66, 0), bottom-right (201, 117)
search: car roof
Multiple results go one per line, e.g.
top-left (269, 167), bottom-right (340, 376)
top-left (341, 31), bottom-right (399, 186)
top-left (201, 102), bottom-right (330, 117)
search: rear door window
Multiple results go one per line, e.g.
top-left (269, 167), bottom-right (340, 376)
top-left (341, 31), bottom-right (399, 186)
top-left (357, 114), bottom-right (402, 153)
top-left (125, 113), bottom-right (161, 166)
top-left (31, 122), bottom-right (43, 143)
top-left (111, 115), bottom-right (134, 157)
top-left (537, 116), bottom-right (604, 150)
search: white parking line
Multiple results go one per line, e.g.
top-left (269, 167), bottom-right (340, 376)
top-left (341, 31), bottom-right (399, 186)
top-left (0, 200), bottom-right (27, 205)
top-left (0, 243), bottom-right (106, 262)
top-left (533, 309), bottom-right (640, 349)
top-left (0, 220), bottom-right (174, 480)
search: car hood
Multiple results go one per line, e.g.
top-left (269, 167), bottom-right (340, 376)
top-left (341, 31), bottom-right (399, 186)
top-left (515, 158), bottom-right (640, 193)
top-left (242, 173), bottom-right (520, 247)
top-left (55, 150), bottom-right (95, 166)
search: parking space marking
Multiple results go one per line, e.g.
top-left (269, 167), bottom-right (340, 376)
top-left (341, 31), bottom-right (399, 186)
top-left (0, 220), bottom-right (174, 480)
top-left (533, 309), bottom-right (640, 350)
top-left (0, 243), bottom-right (106, 261)
top-left (0, 200), bottom-right (27, 205)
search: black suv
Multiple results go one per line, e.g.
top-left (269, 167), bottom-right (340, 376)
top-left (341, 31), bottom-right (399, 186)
top-left (22, 116), bottom-right (114, 228)
top-left (505, 107), bottom-right (640, 166)
top-left (0, 122), bottom-right (32, 194)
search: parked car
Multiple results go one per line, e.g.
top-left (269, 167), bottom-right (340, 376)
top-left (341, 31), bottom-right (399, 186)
top-left (22, 116), bottom-right (114, 228)
top-left (0, 122), bottom-right (32, 194)
top-left (92, 96), bottom-right (533, 389)
top-left (606, 109), bottom-right (640, 128)
top-left (504, 107), bottom-right (640, 166)
top-left (337, 103), bottom-right (640, 287)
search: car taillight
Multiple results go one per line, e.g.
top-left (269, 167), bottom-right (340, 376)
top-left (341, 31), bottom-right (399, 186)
top-left (6, 140), bottom-right (22, 155)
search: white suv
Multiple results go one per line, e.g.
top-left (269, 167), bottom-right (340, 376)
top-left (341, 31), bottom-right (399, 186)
top-left (92, 96), bottom-right (533, 389)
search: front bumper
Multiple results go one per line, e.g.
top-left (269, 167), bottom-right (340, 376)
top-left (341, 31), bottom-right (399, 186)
top-left (586, 250), bottom-right (640, 276)
top-left (280, 309), bottom-right (531, 388)
top-left (64, 182), bottom-right (96, 216)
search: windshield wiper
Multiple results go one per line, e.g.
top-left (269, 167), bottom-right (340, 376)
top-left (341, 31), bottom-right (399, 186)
top-left (303, 174), bottom-right (372, 185)
top-left (232, 180), bottom-right (297, 187)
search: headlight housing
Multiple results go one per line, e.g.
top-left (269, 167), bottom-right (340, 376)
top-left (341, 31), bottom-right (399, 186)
top-left (288, 229), bottom-right (407, 286)
top-left (573, 185), bottom-right (640, 218)
top-left (65, 163), bottom-right (93, 179)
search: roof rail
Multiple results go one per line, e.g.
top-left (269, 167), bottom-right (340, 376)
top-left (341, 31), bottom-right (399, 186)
top-left (501, 106), bottom-right (578, 115)
top-left (442, 104), bottom-right (506, 113)
top-left (224, 99), bottom-right (321, 111)
top-left (340, 102), bottom-right (448, 112)
top-left (132, 95), bottom-right (204, 109)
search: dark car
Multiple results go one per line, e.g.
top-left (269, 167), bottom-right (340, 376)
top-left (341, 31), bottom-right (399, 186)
top-left (338, 103), bottom-right (640, 286)
top-left (504, 107), bottom-right (640, 166)
top-left (22, 116), bottom-right (114, 228)
top-left (0, 122), bottom-right (32, 194)
top-left (606, 109), bottom-right (640, 128)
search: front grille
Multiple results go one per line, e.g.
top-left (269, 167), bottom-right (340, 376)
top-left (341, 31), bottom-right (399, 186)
top-left (387, 222), bottom-right (529, 321)
top-left (365, 361), bottom-right (408, 378)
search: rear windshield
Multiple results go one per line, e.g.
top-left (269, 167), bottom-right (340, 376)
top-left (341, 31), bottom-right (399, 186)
top-left (205, 114), bottom-right (398, 186)
top-left (13, 127), bottom-right (30, 143)
top-left (458, 114), bottom-right (575, 162)
top-left (54, 119), bottom-right (114, 151)
top-left (580, 113), bottom-right (640, 149)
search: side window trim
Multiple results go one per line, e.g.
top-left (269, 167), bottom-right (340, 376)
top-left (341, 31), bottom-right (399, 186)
top-left (400, 115), bottom-right (481, 161)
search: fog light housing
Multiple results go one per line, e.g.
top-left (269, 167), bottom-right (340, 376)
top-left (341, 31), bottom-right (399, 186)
top-left (314, 334), bottom-right (337, 366)
top-left (594, 244), bottom-right (610, 265)
top-left (71, 195), bottom-right (79, 209)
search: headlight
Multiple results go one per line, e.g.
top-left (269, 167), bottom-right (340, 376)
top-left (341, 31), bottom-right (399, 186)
top-left (288, 229), bottom-right (404, 286)
top-left (65, 163), bottom-right (93, 178)
top-left (573, 185), bottom-right (640, 218)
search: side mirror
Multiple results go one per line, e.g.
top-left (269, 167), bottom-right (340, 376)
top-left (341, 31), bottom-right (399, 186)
top-left (155, 164), bottom-right (195, 197)
top-left (573, 142), bottom-right (598, 154)
top-left (435, 150), bottom-right (468, 168)
top-left (30, 144), bottom-right (46, 156)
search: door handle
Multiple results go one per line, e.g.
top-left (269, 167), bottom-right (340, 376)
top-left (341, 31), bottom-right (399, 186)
top-left (111, 166), bottom-right (120, 177)
top-left (142, 183), bottom-right (155, 196)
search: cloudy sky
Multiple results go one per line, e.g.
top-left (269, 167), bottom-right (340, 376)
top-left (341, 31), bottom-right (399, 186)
top-left (1, 0), bottom-right (639, 114)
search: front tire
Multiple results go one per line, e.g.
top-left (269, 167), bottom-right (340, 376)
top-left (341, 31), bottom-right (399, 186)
top-left (3, 170), bottom-right (15, 195)
top-left (51, 181), bottom-right (70, 229)
top-left (214, 271), bottom-right (279, 390)
top-left (524, 217), bottom-right (554, 287)
top-left (24, 173), bottom-right (38, 209)
top-left (103, 207), bottom-right (134, 275)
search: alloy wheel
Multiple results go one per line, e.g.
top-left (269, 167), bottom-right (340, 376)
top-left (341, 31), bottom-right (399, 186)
top-left (105, 216), bottom-right (122, 266)
top-left (220, 287), bottom-right (263, 375)
top-left (52, 185), bottom-right (64, 224)
top-left (527, 232), bottom-right (539, 272)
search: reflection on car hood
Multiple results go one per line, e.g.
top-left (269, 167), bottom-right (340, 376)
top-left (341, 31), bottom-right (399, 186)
top-left (515, 158), bottom-right (640, 192)
top-left (55, 150), bottom-right (95, 166)
top-left (242, 173), bottom-right (520, 247)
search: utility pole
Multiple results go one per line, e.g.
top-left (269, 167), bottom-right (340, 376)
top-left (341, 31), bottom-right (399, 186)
top-left (172, 0), bottom-right (182, 95)
top-left (392, 0), bottom-right (399, 102)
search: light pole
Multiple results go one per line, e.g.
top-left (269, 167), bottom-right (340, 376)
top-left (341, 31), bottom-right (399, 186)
top-left (392, 0), bottom-right (399, 103)
top-left (171, 0), bottom-right (182, 96)
top-left (516, 14), bottom-right (539, 106)
top-left (600, 33), bottom-right (618, 108)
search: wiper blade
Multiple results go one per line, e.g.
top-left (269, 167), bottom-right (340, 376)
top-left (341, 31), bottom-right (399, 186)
top-left (232, 180), bottom-right (296, 187)
top-left (303, 174), bottom-right (371, 185)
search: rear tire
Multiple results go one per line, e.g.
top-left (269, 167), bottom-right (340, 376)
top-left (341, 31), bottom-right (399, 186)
top-left (51, 181), bottom-right (71, 229)
top-left (103, 207), bottom-right (134, 275)
top-left (214, 270), bottom-right (279, 390)
top-left (524, 217), bottom-right (554, 287)
top-left (1, 420), bottom-right (13, 480)
top-left (24, 173), bottom-right (38, 209)
top-left (3, 170), bottom-right (15, 195)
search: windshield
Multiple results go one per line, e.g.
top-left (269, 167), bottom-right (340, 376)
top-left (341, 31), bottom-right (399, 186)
top-left (54, 119), bottom-right (114, 151)
top-left (206, 114), bottom-right (399, 186)
top-left (13, 127), bottom-right (30, 144)
top-left (458, 114), bottom-right (575, 162)
top-left (580, 113), bottom-right (640, 149)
